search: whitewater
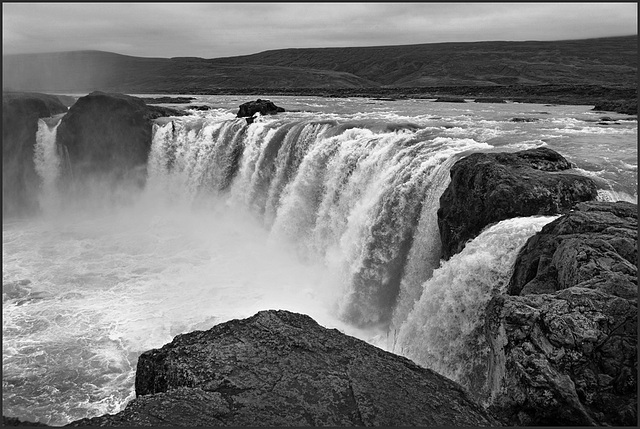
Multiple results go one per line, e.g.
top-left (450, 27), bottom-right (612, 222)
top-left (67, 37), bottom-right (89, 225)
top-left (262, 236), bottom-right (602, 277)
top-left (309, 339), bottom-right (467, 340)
top-left (3, 96), bottom-right (637, 425)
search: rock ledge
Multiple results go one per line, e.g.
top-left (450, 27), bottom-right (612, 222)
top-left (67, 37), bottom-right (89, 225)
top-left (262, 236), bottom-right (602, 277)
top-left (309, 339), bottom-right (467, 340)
top-left (69, 310), bottom-right (499, 427)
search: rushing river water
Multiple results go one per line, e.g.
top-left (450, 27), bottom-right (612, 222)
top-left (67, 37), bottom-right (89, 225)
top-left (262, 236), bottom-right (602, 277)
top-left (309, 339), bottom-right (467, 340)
top-left (3, 95), bottom-right (637, 425)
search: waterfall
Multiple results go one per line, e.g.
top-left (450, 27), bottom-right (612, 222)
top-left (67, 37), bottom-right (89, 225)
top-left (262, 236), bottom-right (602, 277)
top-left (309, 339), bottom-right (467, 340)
top-left (34, 118), bottom-right (62, 214)
top-left (146, 115), bottom-right (496, 327)
top-left (394, 215), bottom-right (559, 404)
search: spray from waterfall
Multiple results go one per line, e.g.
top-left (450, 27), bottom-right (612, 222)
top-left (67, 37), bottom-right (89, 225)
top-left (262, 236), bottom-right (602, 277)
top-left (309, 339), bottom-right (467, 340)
top-left (145, 115), bottom-right (497, 328)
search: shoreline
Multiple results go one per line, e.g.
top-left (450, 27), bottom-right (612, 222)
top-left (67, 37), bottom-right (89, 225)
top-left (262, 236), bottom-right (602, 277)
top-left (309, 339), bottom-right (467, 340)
top-left (5, 84), bottom-right (637, 116)
top-left (140, 84), bottom-right (637, 115)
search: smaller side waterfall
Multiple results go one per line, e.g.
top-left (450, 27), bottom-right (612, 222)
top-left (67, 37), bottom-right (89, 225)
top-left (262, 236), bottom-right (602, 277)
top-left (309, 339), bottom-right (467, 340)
top-left (395, 215), bottom-right (558, 404)
top-left (34, 118), bottom-right (62, 214)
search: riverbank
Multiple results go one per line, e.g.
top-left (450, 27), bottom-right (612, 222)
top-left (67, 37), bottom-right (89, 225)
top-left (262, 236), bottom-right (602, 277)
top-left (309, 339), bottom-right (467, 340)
top-left (163, 84), bottom-right (636, 115)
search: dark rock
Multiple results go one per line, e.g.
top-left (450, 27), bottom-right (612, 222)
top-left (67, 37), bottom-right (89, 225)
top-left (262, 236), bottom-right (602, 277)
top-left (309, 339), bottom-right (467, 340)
top-left (482, 201), bottom-right (638, 426)
top-left (55, 91), bottom-right (185, 193)
top-left (434, 96), bottom-right (466, 103)
top-left (510, 117), bottom-right (538, 122)
top-left (188, 104), bottom-right (212, 111)
top-left (592, 100), bottom-right (637, 115)
top-left (2, 92), bottom-right (68, 217)
top-left (68, 310), bottom-right (499, 427)
top-left (508, 201), bottom-right (637, 298)
top-left (141, 96), bottom-right (196, 104)
top-left (438, 147), bottom-right (598, 259)
top-left (237, 99), bottom-right (285, 124)
top-left (3, 416), bottom-right (50, 426)
top-left (485, 287), bottom-right (637, 426)
top-left (474, 97), bottom-right (507, 103)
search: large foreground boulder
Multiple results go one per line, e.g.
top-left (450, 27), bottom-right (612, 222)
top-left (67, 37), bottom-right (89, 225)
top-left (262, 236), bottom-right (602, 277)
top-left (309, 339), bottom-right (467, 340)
top-left (69, 310), bottom-right (499, 427)
top-left (237, 99), bottom-right (284, 124)
top-left (438, 147), bottom-right (598, 259)
top-left (484, 201), bottom-right (638, 426)
top-left (2, 92), bottom-right (68, 217)
top-left (55, 91), bottom-right (184, 191)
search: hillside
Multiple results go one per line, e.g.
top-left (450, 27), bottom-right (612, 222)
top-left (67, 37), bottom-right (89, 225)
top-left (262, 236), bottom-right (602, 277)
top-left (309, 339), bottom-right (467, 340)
top-left (2, 51), bottom-right (374, 93)
top-left (212, 35), bottom-right (638, 87)
top-left (2, 35), bottom-right (636, 95)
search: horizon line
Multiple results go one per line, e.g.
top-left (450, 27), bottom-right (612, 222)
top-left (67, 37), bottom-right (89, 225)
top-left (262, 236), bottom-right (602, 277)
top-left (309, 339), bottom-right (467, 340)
top-left (3, 33), bottom-right (637, 61)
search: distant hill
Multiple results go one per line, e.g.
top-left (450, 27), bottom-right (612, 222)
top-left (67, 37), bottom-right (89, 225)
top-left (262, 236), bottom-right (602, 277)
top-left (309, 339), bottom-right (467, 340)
top-left (212, 36), bottom-right (638, 87)
top-left (2, 35), bottom-right (636, 93)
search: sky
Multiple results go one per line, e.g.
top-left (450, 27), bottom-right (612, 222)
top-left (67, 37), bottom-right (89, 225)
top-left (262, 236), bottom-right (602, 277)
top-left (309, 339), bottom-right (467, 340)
top-left (2, 2), bottom-right (637, 58)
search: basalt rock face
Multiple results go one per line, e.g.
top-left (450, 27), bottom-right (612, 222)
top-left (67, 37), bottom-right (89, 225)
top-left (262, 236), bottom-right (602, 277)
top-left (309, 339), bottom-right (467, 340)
top-left (68, 310), bottom-right (499, 427)
top-left (486, 289), bottom-right (637, 426)
top-left (2, 92), bottom-right (68, 217)
top-left (508, 201), bottom-right (638, 298)
top-left (55, 91), bottom-right (184, 193)
top-left (484, 201), bottom-right (638, 426)
top-left (438, 147), bottom-right (598, 259)
top-left (237, 99), bottom-right (285, 124)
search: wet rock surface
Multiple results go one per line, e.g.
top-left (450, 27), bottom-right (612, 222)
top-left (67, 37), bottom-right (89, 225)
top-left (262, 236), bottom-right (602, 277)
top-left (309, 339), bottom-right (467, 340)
top-left (55, 91), bottom-right (184, 189)
top-left (68, 310), bottom-right (499, 427)
top-left (2, 92), bottom-right (68, 217)
top-left (484, 201), bottom-right (638, 426)
top-left (438, 147), bottom-right (598, 259)
top-left (237, 99), bottom-right (285, 123)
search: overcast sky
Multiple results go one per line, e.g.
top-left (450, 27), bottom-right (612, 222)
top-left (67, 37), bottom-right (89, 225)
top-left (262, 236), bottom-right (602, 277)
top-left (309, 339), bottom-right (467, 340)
top-left (2, 2), bottom-right (637, 58)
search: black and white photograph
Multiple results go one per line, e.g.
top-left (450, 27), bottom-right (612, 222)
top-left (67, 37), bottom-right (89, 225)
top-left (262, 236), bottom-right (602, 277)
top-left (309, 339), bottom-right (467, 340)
top-left (2, 2), bottom-right (637, 427)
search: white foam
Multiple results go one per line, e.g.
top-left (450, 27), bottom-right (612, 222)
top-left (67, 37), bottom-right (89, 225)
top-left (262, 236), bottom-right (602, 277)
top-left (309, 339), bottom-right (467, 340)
top-left (395, 215), bottom-right (558, 403)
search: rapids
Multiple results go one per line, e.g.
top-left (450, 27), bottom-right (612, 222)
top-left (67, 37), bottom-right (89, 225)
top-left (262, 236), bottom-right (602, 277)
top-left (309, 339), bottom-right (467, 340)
top-left (3, 96), bottom-right (637, 425)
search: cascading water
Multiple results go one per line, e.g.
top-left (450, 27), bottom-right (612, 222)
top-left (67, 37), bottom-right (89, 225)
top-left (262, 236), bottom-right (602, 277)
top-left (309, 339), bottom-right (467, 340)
top-left (395, 215), bottom-right (559, 404)
top-left (4, 97), bottom-right (636, 425)
top-left (147, 116), bottom-right (494, 328)
top-left (33, 119), bottom-right (62, 214)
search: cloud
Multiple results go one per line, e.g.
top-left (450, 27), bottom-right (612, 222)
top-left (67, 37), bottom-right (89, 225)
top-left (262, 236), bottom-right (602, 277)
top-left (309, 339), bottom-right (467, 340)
top-left (2, 2), bottom-right (637, 58)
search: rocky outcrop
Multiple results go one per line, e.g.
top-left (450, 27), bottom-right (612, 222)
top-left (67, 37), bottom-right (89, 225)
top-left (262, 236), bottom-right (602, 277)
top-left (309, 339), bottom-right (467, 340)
top-left (2, 92), bottom-right (68, 217)
top-left (486, 288), bottom-right (637, 426)
top-left (509, 201), bottom-right (637, 298)
top-left (237, 99), bottom-right (284, 124)
top-left (55, 91), bottom-right (184, 191)
top-left (141, 96), bottom-right (195, 104)
top-left (592, 100), bottom-right (637, 115)
top-left (68, 310), bottom-right (499, 427)
top-left (434, 97), bottom-right (466, 103)
top-left (474, 97), bottom-right (506, 103)
top-left (438, 147), bottom-right (598, 259)
top-left (484, 201), bottom-right (638, 426)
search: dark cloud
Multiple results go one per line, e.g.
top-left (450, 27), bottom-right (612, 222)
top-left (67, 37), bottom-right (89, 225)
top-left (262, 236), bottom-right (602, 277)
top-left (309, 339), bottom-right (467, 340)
top-left (2, 3), bottom-right (637, 58)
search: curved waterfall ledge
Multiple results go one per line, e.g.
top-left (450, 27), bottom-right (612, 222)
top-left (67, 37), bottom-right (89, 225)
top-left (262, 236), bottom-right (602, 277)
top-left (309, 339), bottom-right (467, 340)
top-left (2, 92), bottom-right (636, 426)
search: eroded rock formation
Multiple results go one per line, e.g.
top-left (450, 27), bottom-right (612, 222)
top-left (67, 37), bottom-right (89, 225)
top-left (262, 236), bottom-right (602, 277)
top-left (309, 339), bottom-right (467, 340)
top-left (438, 147), bottom-right (598, 259)
top-left (2, 92), bottom-right (68, 217)
top-left (55, 91), bottom-right (184, 193)
top-left (68, 310), bottom-right (499, 427)
top-left (509, 201), bottom-right (637, 298)
top-left (485, 201), bottom-right (637, 426)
